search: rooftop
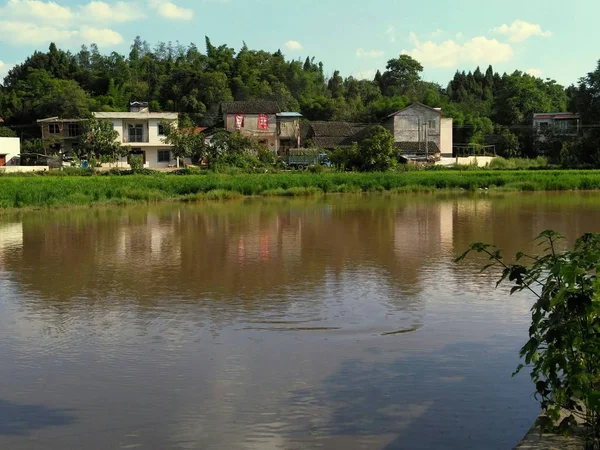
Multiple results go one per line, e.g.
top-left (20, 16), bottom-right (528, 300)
top-left (93, 112), bottom-right (178, 120)
top-left (533, 112), bottom-right (580, 119)
top-left (220, 101), bottom-right (281, 114)
top-left (277, 112), bottom-right (303, 117)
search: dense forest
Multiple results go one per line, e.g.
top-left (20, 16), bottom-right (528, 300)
top-left (1, 37), bottom-right (600, 163)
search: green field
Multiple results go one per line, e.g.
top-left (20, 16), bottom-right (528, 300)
top-left (2, 170), bottom-right (600, 209)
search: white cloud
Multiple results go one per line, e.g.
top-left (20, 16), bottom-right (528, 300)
top-left (0, 60), bottom-right (14, 83)
top-left (284, 40), bottom-right (303, 51)
top-left (80, 26), bottom-right (124, 45)
top-left (431, 29), bottom-right (443, 37)
top-left (455, 32), bottom-right (463, 39)
top-left (0, 21), bottom-right (123, 46)
top-left (0, 0), bottom-right (134, 46)
top-left (493, 20), bottom-right (551, 43)
top-left (148, 0), bottom-right (193, 20)
top-left (356, 48), bottom-right (384, 58)
top-left (0, 0), bottom-right (73, 24)
top-left (0, 21), bottom-right (76, 44)
top-left (79, 1), bottom-right (141, 23)
top-left (351, 69), bottom-right (377, 80)
top-left (386, 25), bottom-right (396, 43)
top-left (526, 68), bottom-right (543, 77)
top-left (401, 32), bottom-right (514, 68)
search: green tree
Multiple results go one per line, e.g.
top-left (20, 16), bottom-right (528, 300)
top-left (381, 54), bottom-right (423, 97)
top-left (357, 125), bottom-right (396, 171)
top-left (80, 117), bottom-right (124, 164)
top-left (0, 127), bottom-right (16, 137)
top-left (161, 118), bottom-right (206, 167)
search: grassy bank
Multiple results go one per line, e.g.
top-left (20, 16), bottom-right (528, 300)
top-left (2, 170), bottom-right (600, 209)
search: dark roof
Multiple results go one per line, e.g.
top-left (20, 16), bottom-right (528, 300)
top-left (220, 101), bottom-right (281, 114)
top-left (130, 101), bottom-right (149, 107)
top-left (386, 102), bottom-right (443, 118)
top-left (302, 122), bottom-right (373, 149)
top-left (394, 141), bottom-right (440, 155)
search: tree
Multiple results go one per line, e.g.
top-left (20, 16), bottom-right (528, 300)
top-left (357, 125), bottom-right (396, 171)
top-left (381, 54), bottom-right (423, 97)
top-left (0, 127), bottom-right (16, 137)
top-left (80, 117), bottom-right (124, 164)
top-left (161, 118), bottom-right (206, 167)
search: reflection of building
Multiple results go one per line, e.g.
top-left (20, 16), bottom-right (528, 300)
top-left (0, 222), bottom-right (23, 263)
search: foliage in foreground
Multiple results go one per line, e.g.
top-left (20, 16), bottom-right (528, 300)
top-left (458, 231), bottom-right (600, 448)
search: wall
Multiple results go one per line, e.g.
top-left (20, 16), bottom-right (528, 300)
top-left (225, 113), bottom-right (278, 152)
top-left (440, 118), bottom-right (453, 156)
top-left (0, 137), bottom-right (20, 166)
top-left (0, 166), bottom-right (50, 173)
top-left (393, 104), bottom-right (441, 150)
top-left (436, 156), bottom-right (496, 167)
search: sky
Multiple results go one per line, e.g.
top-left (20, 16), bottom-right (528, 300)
top-left (0, 0), bottom-right (598, 87)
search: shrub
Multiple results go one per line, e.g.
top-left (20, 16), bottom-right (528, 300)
top-left (458, 231), bottom-right (600, 446)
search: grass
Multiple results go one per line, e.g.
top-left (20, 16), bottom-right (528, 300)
top-left (3, 170), bottom-right (600, 209)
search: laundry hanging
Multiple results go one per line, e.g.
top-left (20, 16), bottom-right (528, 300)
top-left (235, 114), bottom-right (244, 130)
top-left (258, 114), bottom-right (269, 130)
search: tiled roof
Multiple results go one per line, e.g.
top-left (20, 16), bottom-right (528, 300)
top-left (302, 122), bottom-right (373, 149)
top-left (394, 141), bottom-right (440, 155)
top-left (220, 101), bottom-right (281, 114)
top-left (310, 121), bottom-right (354, 137)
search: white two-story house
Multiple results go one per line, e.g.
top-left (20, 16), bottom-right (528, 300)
top-left (93, 102), bottom-right (179, 169)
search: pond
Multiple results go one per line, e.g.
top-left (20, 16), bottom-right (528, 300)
top-left (1, 192), bottom-right (598, 449)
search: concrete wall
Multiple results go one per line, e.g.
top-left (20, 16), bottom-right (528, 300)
top-left (392, 104), bottom-right (441, 150)
top-left (436, 156), bottom-right (496, 167)
top-left (107, 119), bottom-right (175, 145)
top-left (0, 166), bottom-right (50, 173)
top-left (225, 113), bottom-right (278, 152)
top-left (440, 118), bottom-right (453, 156)
top-left (0, 137), bottom-right (21, 166)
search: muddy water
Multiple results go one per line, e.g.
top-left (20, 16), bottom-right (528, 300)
top-left (1, 193), bottom-right (599, 449)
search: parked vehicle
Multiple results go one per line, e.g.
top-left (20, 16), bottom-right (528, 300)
top-left (285, 149), bottom-right (330, 168)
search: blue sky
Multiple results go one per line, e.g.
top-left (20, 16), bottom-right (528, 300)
top-left (0, 0), bottom-right (598, 87)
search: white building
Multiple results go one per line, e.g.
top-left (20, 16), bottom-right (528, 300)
top-left (93, 102), bottom-right (180, 169)
top-left (0, 137), bottom-right (20, 167)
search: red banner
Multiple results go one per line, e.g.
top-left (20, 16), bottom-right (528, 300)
top-left (258, 114), bottom-right (269, 130)
top-left (235, 114), bottom-right (244, 130)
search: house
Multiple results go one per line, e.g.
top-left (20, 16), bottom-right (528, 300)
top-left (301, 122), bottom-right (370, 149)
top-left (93, 102), bottom-right (179, 168)
top-left (382, 103), bottom-right (453, 161)
top-left (0, 136), bottom-right (20, 167)
top-left (37, 117), bottom-right (85, 154)
top-left (277, 112), bottom-right (303, 155)
top-left (220, 101), bottom-right (281, 152)
top-left (533, 112), bottom-right (580, 142)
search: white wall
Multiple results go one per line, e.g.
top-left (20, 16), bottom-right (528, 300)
top-left (440, 118), bottom-right (453, 156)
top-left (0, 137), bottom-right (21, 166)
top-left (436, 156), bottom-right (496, 167)
top-left (0, 166), bottom-right (50, 173)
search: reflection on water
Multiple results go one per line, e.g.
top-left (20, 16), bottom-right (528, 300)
top-left (1, 193), bottom-right (600, 449)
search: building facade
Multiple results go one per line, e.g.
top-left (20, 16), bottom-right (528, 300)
top-left (94, 102), bottom-right (179, 168)
top-left (220, 101), bottom-right (281, 152)
top-left (0, 137), bottom-right (20, 167)
top-left (276, 112), bottom-right (302, 155)
top-left (382, 103), bottom-right (453, 161)
top-left (37, 118), bottom-right (84, 154)
top-left (533, 112), bottom-right (580, 142)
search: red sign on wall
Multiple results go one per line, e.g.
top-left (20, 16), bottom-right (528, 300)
top-left (235, 114), bottom-right (244, 130)
top-left (258, 114), bottom-right (269, 130)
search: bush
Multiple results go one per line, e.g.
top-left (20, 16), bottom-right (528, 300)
top-left (458, 231), bottom-right (600, 445)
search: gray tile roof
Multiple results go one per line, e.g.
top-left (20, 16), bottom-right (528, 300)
top-left (220, 101), bottom-right (281, 114)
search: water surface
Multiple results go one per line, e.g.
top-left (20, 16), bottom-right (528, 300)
top-left (1, 192), bottom-right (598, 449)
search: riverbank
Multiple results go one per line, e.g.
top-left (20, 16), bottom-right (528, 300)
top-left (2, 170), bottom-right (600, 209)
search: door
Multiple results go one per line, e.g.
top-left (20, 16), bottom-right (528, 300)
top-left (0, 155), bottom-right (6, 167)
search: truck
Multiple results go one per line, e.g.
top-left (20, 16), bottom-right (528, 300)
top-left (284, 149), bottom-right (330, 169)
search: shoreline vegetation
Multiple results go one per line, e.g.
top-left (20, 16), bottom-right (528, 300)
top-left (3, 169), bottom-right (600, 210)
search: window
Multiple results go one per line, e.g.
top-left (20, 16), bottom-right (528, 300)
top-left (49, 123), bottom-right (60, 134)
top-left (539, 122), bottom-right (549, 130)
top-left (158, 124), bottom-right (165, 136)
top-left (157, 150), bottom-right (171, 163)
top-left (68, 123), bottom-right (80, 137)
top-left (428, 120), bottom-right (437, 130)
top-left (128, 124), bottom-right (144, 142)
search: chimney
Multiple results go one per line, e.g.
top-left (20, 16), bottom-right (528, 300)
top-left (129, 101), bottom-right (149, 113)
